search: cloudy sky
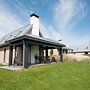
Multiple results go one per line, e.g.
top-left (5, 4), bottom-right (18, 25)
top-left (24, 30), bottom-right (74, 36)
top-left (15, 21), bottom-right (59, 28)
top-left (0, 0), bottom-right (90, 49)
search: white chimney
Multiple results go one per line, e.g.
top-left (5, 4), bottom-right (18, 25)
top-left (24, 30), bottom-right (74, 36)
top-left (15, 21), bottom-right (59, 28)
top-left (30, 13), bottom-right (39, 36)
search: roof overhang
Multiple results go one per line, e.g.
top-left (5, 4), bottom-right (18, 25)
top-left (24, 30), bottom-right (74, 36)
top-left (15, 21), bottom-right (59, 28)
top-left (0, 35), bottom-right (65, 48)
top-left (62, 47), bottom-right (73, 50)
top-left (73, 50), bottom-right (90, 53)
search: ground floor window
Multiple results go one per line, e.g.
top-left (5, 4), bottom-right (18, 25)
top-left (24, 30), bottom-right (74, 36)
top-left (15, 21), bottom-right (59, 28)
top-left (4, 48), bottom-right (6, 63)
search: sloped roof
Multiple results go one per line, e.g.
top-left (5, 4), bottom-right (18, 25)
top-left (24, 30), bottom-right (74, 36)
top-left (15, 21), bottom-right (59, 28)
top-left (0, 24), bottom-right (32, 44)
top-left (73, 49), bottom-right (90, 53)
top-left (26, 34), bottom-right (65, 46)
top-left (5, 34), bottom-right (65, 47)
top-left (0, 24), bottom-right (65, 47)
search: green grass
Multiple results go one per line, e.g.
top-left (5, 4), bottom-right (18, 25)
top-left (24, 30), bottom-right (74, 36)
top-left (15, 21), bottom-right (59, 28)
top-left (0, 64), bottom-right (6, 66)
top-left (0, 62), bottom-right (90, 90)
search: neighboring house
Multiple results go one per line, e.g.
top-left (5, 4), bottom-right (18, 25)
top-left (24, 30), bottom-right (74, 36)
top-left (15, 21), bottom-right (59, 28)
top-left (48, 47), bottom-right (73, 56)
top-left (62, 47), bottom-right (73, 54)
top-left (73, 50), bottom-right (90, 54)
top-left (0, 13), bottom-right (65, 68)
top-left (48, 47), bottom-right (73, 62)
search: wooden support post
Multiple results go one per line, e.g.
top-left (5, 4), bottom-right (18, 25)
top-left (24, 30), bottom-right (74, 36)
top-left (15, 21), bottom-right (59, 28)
top-left (60, 47), bottom-right (63, 62)
top-left (9, 45), bottom-right (13, 66)
top-left (23, 40), bottom-right (29, 68)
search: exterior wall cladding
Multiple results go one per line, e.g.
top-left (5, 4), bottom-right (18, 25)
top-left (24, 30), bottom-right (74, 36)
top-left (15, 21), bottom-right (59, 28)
top-left (0, 45), bottom-right (39, 65)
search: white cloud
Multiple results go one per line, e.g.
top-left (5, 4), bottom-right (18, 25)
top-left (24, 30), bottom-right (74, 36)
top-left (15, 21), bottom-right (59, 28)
top-left (0, 0), bottom-right (88, 50)
top-left (53, 0), bottom-right (87, 47)
top-left (40, 21), bottom-right (62, 41)
top-left (0, 8), bottom-right (24, 38)
top-left (54, 0), bottom-right (86, 30)
top-left (9, 0), bottom-right (33, 17)
top-left (0, 0), bottom-right (32, 38)
top-left (40, 0), bottom-right (87, 49)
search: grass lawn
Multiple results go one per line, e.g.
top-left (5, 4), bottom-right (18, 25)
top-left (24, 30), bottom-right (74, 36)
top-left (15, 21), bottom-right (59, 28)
top-left (0, 62), bottom-right (90, 90)
top-left (0, 64), bottom-right (6, 66)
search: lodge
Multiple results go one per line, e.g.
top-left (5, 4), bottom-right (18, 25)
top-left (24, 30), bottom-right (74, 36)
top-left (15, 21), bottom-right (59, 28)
top-left (0, 13), bottom-right (65, 68)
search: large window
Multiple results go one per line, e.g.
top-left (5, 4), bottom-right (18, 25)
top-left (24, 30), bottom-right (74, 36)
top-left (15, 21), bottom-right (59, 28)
top-left (15, 47), bottom-right (18, 57)
top-left (4, 49), bottom-right (6, 63)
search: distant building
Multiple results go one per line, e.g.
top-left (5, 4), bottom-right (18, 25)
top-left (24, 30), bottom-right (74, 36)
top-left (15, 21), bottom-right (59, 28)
top-left (48, 47), bottom-right (73, 56)
top-left (72, 44), bottom-right (90, 54)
